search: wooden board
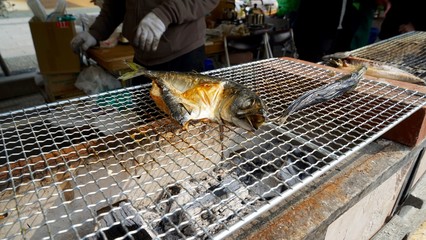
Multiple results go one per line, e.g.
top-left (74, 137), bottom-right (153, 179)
top-left (205, 39), bottom-right (225, 56)
top-left (87, 44), bottom-right (135, 74)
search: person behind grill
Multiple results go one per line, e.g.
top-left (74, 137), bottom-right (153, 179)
top-left (349, 0), bottom-right (390, 49)
top-left (292, 0), bottom-right (358, 62)
top-left (71, 0), bottom-right (220, 85)
top-left (378, 0), bottom-right (426, 40)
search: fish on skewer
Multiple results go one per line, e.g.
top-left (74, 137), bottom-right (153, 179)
top-left (322, 51), bottom-right (425, 85)
top-left (119, 63), bottom-right (266, 131)
top-left (277, 66), bottom-right (367, 124)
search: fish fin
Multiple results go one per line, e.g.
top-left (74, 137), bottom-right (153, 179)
top-left (118, 61), bottom-right (147, 83)
top-left (182, 121), bottom-right (190, 131)
top-left (161, 87), bottom-right (191, 125)
top-left (126, 61), bottom-right (144, 71)
top-left (118, 71), bottom-right (138, 82)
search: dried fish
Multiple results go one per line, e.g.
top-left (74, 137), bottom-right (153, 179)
top-left (279, 66), bottom-right (367, 123)
top-left (119, 63), bottom-right (266, 131)
top-left (323, 51), bottom-right (425, 85)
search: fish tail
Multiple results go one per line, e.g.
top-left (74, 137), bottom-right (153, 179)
top-left (353, 65), bottom-right (367, 80)
top-left (280, 66), bottom-right (366, 123)
top-left (118, 62), bottom-right (147, 83)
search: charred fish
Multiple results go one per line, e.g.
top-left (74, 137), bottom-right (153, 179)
top-left (119, 63), bottom-right (266, 131)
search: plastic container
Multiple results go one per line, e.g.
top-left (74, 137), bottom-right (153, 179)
top-left (27, 0), bottom-right (47, 21)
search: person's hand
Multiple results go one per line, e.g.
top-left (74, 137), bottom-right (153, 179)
top-left (70, 32), bottom-right (97, 53)
top-left (134, 12), bottom-right (166, 52)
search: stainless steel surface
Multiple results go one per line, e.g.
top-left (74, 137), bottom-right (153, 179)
top-left (350, 31), bottom-right (426, 79)
top-left (1, 58), bottom-right (425, 239)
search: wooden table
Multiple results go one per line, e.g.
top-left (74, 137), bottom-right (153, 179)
top-left (87, 44), bottom-right (134, 75)
top-left (205, 39), bottom-right (225, 56)
top-left (87, 41), bottom-right (226, 75)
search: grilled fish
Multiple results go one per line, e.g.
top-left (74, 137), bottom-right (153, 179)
top-left (278, 66), bottom-right (367, 123)
top-left (119, 63), bottom-right (266, 131)
top-left (323, 52), bottom-right (425, 85)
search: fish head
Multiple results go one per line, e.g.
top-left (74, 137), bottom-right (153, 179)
top-left (323, 58), bottom-right (345, 68)
top-left (221, 89), bottom-right (266, 131)
top-left (322, 52), bottom-right (353, 68)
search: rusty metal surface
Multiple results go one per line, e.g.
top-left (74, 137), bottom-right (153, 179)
top-left (0, 58), bottom-right (426, 239)
top-left (237, 139), bottom-right (416, 240)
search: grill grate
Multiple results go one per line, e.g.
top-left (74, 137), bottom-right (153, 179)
top-left (1, 58), bottom-right (425, 239)
top-left (350, 31), bottom-right (426, 79)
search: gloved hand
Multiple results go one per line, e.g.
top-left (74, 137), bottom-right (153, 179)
top-left (70, 32), bottom-right (97, 53)
top-left (134, 12), bottom-right (166, 52)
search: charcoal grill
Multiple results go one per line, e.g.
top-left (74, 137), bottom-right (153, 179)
top-left (350, 31), bottom-right (426, 79)
top-left (1, 58), bottom-right (425, 239)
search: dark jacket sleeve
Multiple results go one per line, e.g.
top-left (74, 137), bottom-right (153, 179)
top-left (151, 0), bottom-right (220, 27)
top-left (89, 0), bottom-right (126, 41)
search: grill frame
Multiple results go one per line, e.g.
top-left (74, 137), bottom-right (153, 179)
top-left (1, 58), bottom-right (426, 239)
top-left (350, 31), bottom-right (426, 79)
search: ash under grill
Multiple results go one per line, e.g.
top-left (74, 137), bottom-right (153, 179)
top-left (350, 31), bottom-right (426, 79)
top-left (1, 58), bottom-right (425, 239)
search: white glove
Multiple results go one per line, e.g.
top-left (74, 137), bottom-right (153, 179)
top-left (70, 31), bottom-right (97, 53)
top-left (134, 12), bottom-right (166, 52)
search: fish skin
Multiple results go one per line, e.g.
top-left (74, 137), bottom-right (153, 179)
top-left (119, 63), bottom-right (266, 131)
top-left (279, 66), bottom-right (367, 124)
top-left (322, 52), bottom-right (426, 85)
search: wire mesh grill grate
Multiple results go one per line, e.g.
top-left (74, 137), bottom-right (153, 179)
top-left (350, 31), bottom-right (426, 79)
top-left (1, 58), bottom-right (425, 239)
